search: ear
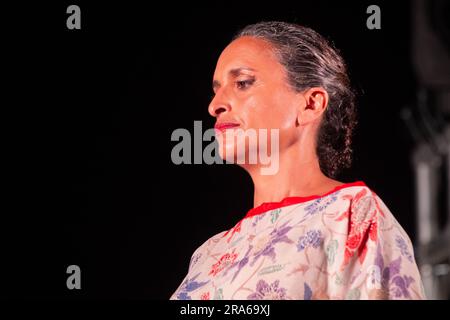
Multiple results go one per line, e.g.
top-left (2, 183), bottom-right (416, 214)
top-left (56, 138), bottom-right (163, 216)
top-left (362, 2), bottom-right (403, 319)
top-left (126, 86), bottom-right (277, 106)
top-left (297, 87), bottom-right (329, 126)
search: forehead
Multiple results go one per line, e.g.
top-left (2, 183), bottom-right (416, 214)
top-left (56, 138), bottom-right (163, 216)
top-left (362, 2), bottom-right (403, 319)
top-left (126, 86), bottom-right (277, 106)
top-left (214, 36), bottom-right (283, 77)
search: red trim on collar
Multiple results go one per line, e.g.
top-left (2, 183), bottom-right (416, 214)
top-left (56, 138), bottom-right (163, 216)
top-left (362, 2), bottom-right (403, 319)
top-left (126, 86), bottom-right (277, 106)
top-left (244, 181), bottom-right (367, 219)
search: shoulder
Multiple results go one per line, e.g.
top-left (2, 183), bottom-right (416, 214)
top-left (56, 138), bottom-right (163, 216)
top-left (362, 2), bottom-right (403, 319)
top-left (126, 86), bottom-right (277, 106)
top-left (186, 230), bottom-right (228, 272)
top-left (335, 182), bottom-right (401, 233)
top-left (334, 183), bottom-right (417, 265)
top-left (312, 181), bottom-right (379, 217)
top-left (344, 184), bottom-right (401, 229)
top-left (335, 182), bottom-right (388, 219)
top-left (329, 182), bottom-right (409, 255)
top-left (191, 230), bottom-right (228, 257)
top-left (312, 180), bottom-right (377, 209)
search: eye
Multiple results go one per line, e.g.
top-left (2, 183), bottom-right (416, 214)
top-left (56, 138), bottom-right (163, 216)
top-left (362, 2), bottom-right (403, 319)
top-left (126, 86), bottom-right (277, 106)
top-left (236, 78), bottom-right (255, 90)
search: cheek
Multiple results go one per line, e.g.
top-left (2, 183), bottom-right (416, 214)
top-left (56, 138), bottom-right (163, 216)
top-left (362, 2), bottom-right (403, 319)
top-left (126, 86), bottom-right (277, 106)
top-left (243, 92), bottom-right (297, 131)
top-left (272, 90), bottom-right (299, 128)
top-left (250, 91), bottom-right (299, 151)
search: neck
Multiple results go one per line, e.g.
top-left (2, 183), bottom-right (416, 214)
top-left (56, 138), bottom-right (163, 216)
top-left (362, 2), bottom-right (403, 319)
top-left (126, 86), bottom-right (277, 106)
top-left (245, 144), bottom-right (337, 208)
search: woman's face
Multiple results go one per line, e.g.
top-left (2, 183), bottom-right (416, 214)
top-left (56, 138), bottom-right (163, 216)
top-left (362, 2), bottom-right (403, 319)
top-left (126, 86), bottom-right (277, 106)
top-left (208, 36), bottom-right (304, 164)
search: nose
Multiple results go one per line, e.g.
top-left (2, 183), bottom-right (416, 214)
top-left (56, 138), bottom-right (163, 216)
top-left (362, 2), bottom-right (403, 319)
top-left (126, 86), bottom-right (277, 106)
top-left (208, 94), bottom-right (231, 118)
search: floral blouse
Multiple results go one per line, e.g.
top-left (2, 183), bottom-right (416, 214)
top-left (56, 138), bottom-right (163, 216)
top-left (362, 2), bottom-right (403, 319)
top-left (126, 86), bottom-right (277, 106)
top-left (170, 181), bottom-right (425, 300)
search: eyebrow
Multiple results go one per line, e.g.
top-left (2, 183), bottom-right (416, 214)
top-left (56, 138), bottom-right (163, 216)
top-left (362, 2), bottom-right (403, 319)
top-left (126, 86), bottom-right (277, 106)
top-left (212, 67), bottom-right (256, 91)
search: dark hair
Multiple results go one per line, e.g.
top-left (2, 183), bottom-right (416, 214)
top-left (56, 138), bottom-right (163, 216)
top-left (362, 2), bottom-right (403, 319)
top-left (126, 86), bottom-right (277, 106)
top-left (234, 21), bottom-right (357, 178)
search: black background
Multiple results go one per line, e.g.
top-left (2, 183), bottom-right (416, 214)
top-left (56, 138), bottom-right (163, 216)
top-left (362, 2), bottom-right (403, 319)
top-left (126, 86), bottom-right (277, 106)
top-left (3, 1), bottom-right (424, 299)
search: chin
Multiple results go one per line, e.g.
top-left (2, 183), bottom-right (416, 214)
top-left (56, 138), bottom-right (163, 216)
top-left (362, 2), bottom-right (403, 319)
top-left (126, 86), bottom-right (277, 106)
top-left (216, 129), bottom-right (261, 164)
top-left (220, 143), bottom-right (260, 165)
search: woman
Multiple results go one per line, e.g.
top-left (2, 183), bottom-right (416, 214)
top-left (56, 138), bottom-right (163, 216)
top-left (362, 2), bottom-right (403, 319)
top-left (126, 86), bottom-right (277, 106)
top-left (170, 21), bottom-right (425, 300)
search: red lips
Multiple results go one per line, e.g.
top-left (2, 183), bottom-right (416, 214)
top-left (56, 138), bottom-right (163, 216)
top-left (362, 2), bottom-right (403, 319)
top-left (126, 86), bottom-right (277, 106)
top-left (214, 122), bottom-right (240, 132)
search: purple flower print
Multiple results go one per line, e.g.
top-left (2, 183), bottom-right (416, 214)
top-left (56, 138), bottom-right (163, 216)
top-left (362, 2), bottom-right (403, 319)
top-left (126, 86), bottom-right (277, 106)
top-left (304, 283), bottom-right (312, 300)
top-left (176, 273), bottom-right (209, 300)
top-left (395, 235), bottom-right (414, 263)
top-left (301, 192), bottom-right (339, 223)
top-left (223, 245), bottom-right (253, 283)
top-left (297, 230), bottom-right (323, 252)
top-left (269, 220), bottom-right (294, 243)
top-left (250, 221), bottom-right (294, 267)
top-left (391, 274), bottom-right (415, 298)
top-left (248, 279), bottom-right (287, 300)
top-left (375, 245), bottom-right (415, 299)
top-left (252, 213), bottom-right (267, 228)
top-left (189, 252), bottom-right (202, 271)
